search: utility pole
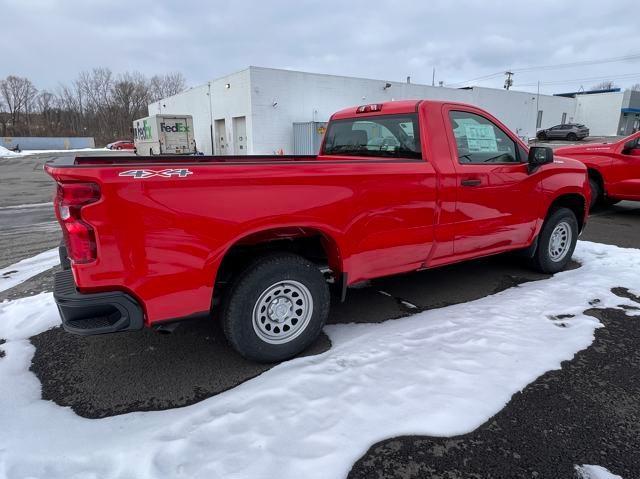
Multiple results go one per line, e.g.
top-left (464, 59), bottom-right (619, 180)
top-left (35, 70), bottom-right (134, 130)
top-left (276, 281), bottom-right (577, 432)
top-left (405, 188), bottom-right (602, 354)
top-left (504, 71), bottom-right (514, 90)
top-left (207, 81), bottom-right (214, 155)
top-left (432, 67), bottom-right (435, 87)
top-left (536, 80), bottom-right (540, 133)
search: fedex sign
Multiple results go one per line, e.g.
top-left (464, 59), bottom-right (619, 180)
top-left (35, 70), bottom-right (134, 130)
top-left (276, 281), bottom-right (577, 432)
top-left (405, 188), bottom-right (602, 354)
top-left (161, 122), bottom-right (190, 133)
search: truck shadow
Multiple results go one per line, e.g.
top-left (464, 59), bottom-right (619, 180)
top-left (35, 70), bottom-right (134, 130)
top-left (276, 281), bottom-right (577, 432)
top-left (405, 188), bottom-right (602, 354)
top-left (30, 254), bottom-right (562, 419)
top-left (348, 291), bottom-right (640, 479)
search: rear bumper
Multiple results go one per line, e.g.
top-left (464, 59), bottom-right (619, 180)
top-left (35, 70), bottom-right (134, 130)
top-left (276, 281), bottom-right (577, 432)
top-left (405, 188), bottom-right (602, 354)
top-left (53, 269), bottom-right (144, 335)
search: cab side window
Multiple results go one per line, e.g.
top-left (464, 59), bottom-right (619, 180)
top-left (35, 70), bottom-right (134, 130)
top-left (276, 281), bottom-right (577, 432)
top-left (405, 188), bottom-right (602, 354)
top-left (449, 111), bottom-right (520, 164)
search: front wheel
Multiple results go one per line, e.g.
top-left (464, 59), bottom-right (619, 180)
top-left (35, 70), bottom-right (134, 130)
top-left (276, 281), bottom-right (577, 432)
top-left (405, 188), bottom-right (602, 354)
top-left (530, 208), bottom-right (579, 274)
top-left (221, 253), bottom-right (330, 363)
top-left (567, 132), bottom-right (578, 141)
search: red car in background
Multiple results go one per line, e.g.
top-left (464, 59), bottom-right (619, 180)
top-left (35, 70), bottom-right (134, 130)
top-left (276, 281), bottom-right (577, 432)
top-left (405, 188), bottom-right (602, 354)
top-left (107, 140), bottom-right (135, 150)
top-left (555, 131), bottom-right (640, 208)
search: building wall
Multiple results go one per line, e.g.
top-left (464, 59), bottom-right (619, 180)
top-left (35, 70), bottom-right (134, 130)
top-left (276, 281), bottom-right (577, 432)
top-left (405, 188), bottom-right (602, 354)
top-left (152, 66), bottom-right (630, 155)
top-left (248, 67), bottom-right (578, 154)
top-left (574, 92), bottom-right (624, 136)
top-left (469, 87), bottom-right (575, 139)
top-left (248, 67), bottom-right (473, 154)
top-left (148, 69), bottom-right (252, 155)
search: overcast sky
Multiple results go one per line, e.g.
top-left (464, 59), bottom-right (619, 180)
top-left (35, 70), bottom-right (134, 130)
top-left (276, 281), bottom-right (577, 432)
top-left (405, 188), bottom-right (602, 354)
top-left (3, 0), bottom-right (640, 95)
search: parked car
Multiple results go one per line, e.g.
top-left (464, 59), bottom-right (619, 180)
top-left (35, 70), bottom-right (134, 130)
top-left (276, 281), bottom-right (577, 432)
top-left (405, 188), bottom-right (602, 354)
top-left (555, 130), bottom-right (640, 208)
top-left (107, 140), bottom-right (135, 150)
top-left (45, 100), bottom-right (589, 363)
top-left (537, 123), bottom-right (589, 141)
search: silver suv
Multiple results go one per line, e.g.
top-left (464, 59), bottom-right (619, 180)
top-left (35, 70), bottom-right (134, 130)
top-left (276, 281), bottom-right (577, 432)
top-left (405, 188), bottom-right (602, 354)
top-left (537, 123), bottom-right (589, 141)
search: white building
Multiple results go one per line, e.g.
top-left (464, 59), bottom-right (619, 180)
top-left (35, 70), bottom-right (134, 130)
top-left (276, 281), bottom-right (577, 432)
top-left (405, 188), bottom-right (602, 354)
top-left (149, 66), bottom-right (617, 155)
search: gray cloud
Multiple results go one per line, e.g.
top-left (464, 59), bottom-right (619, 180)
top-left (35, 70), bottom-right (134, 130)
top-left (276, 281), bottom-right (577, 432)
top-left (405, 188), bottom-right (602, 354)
top-left (3, 0), bottom-right (640, 94)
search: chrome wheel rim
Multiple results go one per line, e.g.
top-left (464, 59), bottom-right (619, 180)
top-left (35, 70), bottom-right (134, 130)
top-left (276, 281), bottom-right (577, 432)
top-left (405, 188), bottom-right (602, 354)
top-left (548, 221), bottom-right (572, 262)
top-left (252, 280), bottom-right (313, 344)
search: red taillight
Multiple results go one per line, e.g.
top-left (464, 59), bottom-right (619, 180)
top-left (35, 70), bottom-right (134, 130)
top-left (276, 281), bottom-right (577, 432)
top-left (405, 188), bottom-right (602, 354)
top-left (55, 183), bottom-right (100, 264)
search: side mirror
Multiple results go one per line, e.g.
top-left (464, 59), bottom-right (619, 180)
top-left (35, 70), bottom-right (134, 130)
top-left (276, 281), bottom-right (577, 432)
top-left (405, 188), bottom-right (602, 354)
top-left (528, 146), bottom-right (553, 172)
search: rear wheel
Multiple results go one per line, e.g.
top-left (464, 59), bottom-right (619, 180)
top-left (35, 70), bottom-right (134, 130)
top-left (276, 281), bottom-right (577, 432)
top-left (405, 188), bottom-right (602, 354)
top-left (221, 253), bottom-right (330, 363)
top-left (530, 208), bottom-right (578, 274)
top-left (537, 131), bottom-right (547, 140)
top-left (567, 132), bottom-right (578, 141)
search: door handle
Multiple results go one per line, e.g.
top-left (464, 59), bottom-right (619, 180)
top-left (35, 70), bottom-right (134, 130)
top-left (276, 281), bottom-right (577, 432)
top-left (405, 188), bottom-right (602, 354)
top-left (461, 179), bottom-right (482, 187)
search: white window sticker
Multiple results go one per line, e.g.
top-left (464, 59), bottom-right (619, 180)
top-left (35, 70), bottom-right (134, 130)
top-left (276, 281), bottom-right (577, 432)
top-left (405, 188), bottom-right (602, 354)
top-left (464, 124), bottom-right (497, 152)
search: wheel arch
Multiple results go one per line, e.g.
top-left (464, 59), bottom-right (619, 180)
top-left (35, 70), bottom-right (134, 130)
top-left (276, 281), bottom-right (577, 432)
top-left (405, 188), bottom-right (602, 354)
top-left (587, 167), bottom-right (606, 196)
top-left (211, 225), bottom-right (344, 307)
top-left (547, 193), bottom-right (587, 232)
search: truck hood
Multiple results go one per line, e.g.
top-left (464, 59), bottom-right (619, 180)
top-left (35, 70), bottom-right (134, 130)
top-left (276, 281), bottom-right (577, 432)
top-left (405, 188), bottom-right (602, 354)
top-left (552, 155), bottom-right (588, 170)
top-left (554, 142), bottom-right (616, 157)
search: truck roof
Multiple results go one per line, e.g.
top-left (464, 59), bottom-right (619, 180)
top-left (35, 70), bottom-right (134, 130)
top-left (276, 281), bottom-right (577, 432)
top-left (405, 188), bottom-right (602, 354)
top-left (330, 99), bottom-right (471, 120)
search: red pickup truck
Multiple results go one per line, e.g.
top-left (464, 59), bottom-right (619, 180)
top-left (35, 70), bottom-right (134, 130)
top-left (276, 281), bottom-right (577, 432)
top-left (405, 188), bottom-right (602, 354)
top-left (555, 131), bottom-right (640, 208)
top-left (45, 100), bottom-right (590, 362)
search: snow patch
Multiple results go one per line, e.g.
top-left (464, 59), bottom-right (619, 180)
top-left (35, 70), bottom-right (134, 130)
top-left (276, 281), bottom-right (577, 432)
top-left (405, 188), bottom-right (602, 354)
top-left (0, 147), bottom-right (109, 158)
top-left (0, 241), bottom-right (638, 479)
top-left (0, 248), bottom-right (59, 294)
top-left (0, 145), bottom-right (18, 157)
top-left (576, 464), bottom-right (624, 479)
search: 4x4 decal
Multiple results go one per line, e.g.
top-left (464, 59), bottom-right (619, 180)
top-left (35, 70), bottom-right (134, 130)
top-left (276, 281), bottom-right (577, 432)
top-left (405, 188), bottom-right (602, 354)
top-left (119, 169), bottom-right (193, 179)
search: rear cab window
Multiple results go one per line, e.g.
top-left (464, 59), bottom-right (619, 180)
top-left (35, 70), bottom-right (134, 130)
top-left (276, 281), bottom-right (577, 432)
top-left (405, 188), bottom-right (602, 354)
top-left (323, 114), bottom-right (422, 159)
top-left (449, 110), bottom-right (522, 164)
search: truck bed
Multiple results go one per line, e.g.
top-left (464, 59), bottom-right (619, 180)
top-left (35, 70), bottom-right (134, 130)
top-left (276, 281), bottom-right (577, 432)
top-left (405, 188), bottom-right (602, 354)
top-left (47, 155), bottom-right (319, 167)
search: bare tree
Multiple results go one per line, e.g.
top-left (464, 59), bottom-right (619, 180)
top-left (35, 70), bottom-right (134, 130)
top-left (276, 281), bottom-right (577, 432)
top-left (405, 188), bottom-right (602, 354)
top-left (591, 80), bottom-right (617, 91)
top-left (0, 68), bottom-right (187, 143)
top-left (149, 72), bottom-right (186, 101)
top-left (112, 72), bottom-right (150, 136)
top-left (630, 83), bottom-right (640, 91)
top-left (0, 75), bottom-right (38, 134)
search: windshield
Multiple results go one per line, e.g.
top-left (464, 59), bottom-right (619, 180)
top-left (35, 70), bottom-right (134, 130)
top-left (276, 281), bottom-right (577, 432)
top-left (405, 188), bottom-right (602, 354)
top-left (323, 114), bottom-right (421, 159)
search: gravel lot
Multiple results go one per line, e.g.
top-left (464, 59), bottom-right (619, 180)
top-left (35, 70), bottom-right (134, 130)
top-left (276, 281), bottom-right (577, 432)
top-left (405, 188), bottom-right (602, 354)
top-left (1, 151), bottom-right (639, 478)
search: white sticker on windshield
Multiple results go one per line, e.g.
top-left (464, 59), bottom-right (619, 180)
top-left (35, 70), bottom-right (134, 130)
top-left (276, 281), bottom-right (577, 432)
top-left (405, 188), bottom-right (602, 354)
top-left (465, 124), bottom-right (497, 152)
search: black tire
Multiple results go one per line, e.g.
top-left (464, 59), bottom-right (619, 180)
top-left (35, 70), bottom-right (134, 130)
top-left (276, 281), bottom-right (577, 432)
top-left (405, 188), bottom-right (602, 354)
top-left (530, 207), bottom-right (579, 274)
top-left (588, 177), bottom-right (601, 210)
top-left (567, 132), bottom-right (577, 141)
top-left (537, 131), bottom-right (547, 140)
top-left (221, 253), bottom-right (330, 363)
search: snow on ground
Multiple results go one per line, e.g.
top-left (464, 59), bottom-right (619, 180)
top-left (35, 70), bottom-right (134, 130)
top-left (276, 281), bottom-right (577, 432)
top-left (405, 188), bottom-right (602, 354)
top-left (0, 145), bottom-right (18, 157)
top-left (0, 248), bottom-right (59, 294)
top-left (0, 147), bottom-right (109, 158)
top-left (576, 465), bottom-right (624, 479)
top-left (0, 241), bottom-right (639, 479)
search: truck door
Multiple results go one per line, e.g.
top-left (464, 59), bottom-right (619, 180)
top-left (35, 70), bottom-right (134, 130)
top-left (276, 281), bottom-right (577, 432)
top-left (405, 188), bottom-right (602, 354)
top-left (444, 106), bottom-right (540, 257)
top-left (608, 132), bottom-right (640, 200)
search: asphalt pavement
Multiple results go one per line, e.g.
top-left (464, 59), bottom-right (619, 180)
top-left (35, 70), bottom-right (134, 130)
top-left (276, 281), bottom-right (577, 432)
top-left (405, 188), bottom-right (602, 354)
top-left (1, 152), bottom-right (640, 478)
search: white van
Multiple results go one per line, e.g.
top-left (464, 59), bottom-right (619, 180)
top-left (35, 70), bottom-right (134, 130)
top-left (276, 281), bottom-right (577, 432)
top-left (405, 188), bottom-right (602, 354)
top-left (133, 115), bottom-right (196, 156)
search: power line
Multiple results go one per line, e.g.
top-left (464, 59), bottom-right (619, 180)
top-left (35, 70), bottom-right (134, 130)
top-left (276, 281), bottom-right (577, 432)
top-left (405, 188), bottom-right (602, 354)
top-left (513, 72), bottom-right (640, 88)
top-left (510, 52), bottom-right (640, 73)
top-left (447, 52), bottom-right (640, 87)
